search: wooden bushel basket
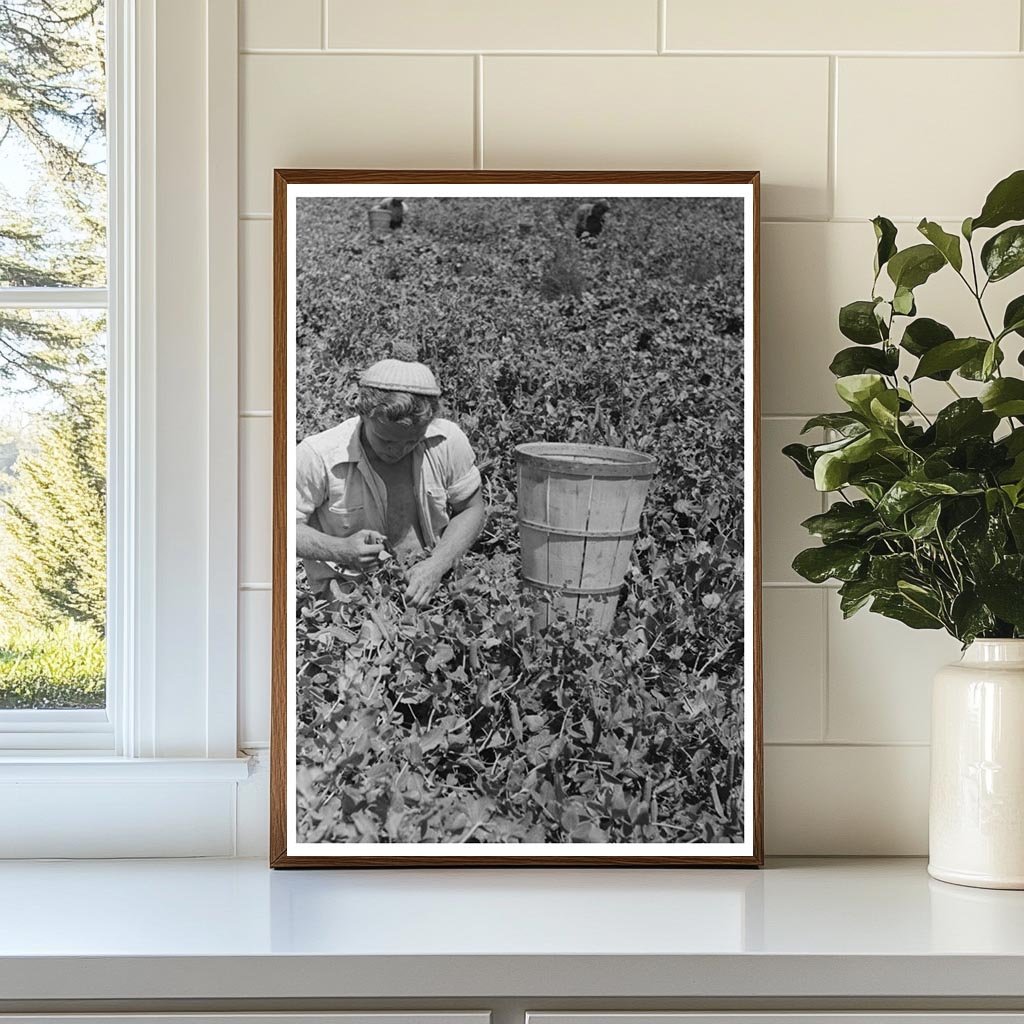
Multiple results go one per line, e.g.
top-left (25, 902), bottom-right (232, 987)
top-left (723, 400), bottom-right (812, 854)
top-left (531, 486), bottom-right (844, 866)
top-left (514, 442), bottom-right (658, 632)
top-left (368, 208), bottom-right (393, 234)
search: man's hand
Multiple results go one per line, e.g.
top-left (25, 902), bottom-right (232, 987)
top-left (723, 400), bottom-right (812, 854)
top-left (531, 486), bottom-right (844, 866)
top-left (405, 556), bottom-right (447, 607)
top-left (334, 529), bottom-right (387, 570)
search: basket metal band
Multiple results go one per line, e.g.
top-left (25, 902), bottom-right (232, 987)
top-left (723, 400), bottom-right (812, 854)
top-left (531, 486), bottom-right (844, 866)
top-left (518, 519), bottom-right (639, 540)
top-left (522, 577), bottom-right (623, 597)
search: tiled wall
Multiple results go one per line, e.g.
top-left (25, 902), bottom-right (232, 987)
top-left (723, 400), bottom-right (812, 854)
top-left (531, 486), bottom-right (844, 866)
top-left (236, 0), bottom-right (1024, 854)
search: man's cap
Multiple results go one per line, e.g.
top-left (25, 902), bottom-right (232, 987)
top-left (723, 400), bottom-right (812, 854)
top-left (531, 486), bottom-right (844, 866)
top-left (359, 358), bottom-right (441, 396)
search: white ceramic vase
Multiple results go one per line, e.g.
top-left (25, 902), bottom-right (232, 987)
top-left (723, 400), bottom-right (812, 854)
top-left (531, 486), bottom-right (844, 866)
top-left (929, 639), bottom-right (1024, 889)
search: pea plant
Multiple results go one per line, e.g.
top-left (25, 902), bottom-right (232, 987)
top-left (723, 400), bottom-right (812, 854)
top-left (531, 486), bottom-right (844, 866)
top-left (294, 196), bottom-right (748, 843)
top-left (786, 170), bottom-right (1024, 642)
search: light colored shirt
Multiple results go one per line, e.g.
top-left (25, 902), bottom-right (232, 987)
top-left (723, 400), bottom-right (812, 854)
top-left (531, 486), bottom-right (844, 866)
top-left (295, 416), bottom-right (481, 588)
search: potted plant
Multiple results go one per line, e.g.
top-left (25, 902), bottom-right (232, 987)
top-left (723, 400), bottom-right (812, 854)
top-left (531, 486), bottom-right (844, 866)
top-left (785, 169), bottom-right (1024, 889)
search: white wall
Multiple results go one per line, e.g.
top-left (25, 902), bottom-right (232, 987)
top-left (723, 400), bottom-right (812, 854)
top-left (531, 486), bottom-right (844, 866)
top-left (234, 0), bottom-right (1024, 855)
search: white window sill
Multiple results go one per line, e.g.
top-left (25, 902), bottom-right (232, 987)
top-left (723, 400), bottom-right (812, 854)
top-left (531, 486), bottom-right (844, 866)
top-left (0, 755), bottom-right (253, 782)
top-left (0, 755), bottom-right (255, 857)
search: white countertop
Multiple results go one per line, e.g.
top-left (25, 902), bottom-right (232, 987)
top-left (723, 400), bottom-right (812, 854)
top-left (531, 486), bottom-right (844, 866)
top-left (2, 857), bottom-right (1024, 1002)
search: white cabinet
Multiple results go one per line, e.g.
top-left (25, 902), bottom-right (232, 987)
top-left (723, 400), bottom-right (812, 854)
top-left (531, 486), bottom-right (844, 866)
top-left (0, 1016), bottom-right (489, 1024)
top-left (528, 1017), bottom-right (1024, 1024)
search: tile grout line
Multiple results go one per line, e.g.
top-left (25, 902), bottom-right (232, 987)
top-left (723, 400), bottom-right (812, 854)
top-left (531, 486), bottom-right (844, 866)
top-left (819, 430), bottom-right (831, 741)
top-left (235, 214), bottom-right (974, 227)
top-left (1021, 0), bottom-right (1024, 52)
top-left (827, 55), bottom-right (838, 220)
top-left (766, 740), bottom-right (931, 748)
top-left (474, 55), bottom-right (484, 170)
top-left (238, 47), bottom-right (1024, 57)
top-left (820, 587), bottom-right (831, 743)
top-left (321, 0), bottom-right (328, 50)
top-left (657, 0), bottom-right (666, 54)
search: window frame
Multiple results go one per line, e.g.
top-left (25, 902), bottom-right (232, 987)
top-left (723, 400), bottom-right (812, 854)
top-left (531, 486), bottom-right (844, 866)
top-left (0, 0), bottom-right (248, 856)
top-left (0, 4), bottom-right (116, 748)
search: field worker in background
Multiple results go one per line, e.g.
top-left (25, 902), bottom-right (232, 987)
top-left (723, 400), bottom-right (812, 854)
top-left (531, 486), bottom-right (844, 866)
top-left (574, 199), bottom-right (611, 239)
top-left (294, 348), bottom-right (485, 607)
top-left (371, 197), bottom-right (405, 229)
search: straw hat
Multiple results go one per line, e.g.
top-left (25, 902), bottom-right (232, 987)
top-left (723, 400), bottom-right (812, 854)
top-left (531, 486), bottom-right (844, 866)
top-left (359, 357), bottom-right (441, 396)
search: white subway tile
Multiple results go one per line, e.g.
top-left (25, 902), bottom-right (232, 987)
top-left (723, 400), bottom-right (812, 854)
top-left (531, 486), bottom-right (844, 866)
top-left (239, 589), bottom-right (272, 747)
top-left (666, 0), bottom-right (1020, 53)
top-left (240, 220), bottom-right (273, 411)
top-left (328, 0), bottom-right (657, 51)
top-left (761, 418), bottom-right (824, 584)
top-left (762, 588), bottom-right (825, 742)
top-left (765, 744), bottom-right (929, 854)
top-left (240, 55), bottom-right (474, 214)
top-left (483, 56), bottom-right (830, 220)
top-left (827, 599), bottom-right (962, 744)
top-left (762, 221), bottom-right (1023, 416)
top-left (241, 0), bottom-right (322, 50)
top-left (836, 58), bottom-right (1024, 221)
top-left (240, 416), bottom-right (273, 586)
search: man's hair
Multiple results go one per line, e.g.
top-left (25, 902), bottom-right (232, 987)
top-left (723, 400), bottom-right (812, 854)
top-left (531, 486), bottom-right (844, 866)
top-left (356, 386), bottom-right (440, 428)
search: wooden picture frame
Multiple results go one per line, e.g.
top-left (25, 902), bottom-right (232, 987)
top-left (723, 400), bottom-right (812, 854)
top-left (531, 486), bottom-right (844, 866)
top-left (271, 170), bottom-right (762, 867)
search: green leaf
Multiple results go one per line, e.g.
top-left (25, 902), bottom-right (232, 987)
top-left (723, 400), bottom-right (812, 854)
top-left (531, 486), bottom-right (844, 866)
top-left (835, 373), bottom-right (886, 413)
top-left (886, 243), bottom-right (946, 291)
top-left (877, 479), bottom-right (958, 524)
top-left (801, 501), bottom-right (879, 543)
top-left (872, 215), bottom-right (898, 278)
top-left (962, 216), bottom-right (974, 241)
top-left (976, 577), bottom-right (1024, 629)
top-left (782, 442), bottom-right (815, 479)
top-left (892, 286), bottom-right (916, 316)
top-left (982, 341), bottom-right (1001, 381)
top-left (908, 500), bottom-right (942, 540)
top-left (971, 168), bottom-right (1024, 232)
top-left (838, 578), bottom-right (885, 618)
top-left (814, 450), bottom-right (851, 491)
top-left (960, 344), bottom-right (1004, 381)
top-left (950, 592), bottom-right (995, 644)
top-left (911, 338), bottom-right (988, 381)
top-left (792, 542), bottom-right (866, 584)
top-left (900, 317), bottom-right (955, 367)
top-left (800, 412), bottom-right (866, 435)
top-left (981, 225), bottom-right (1024, 283)
top-left (868, 389), bottom-right (902, 430)
top-left (871, 594), bottom-right (943, 630)
top-left (839, 299), bottom-right (887, 345)
top-left (868, 553), bottom-right (916, 587)
top-left (933, 398), bottom-right (999, 444)
top-left (917, 219), bottom-right (963, 272)
top-left (829, 345), bottom-right (899, 378)
top-left (979, 378), bottom-right (1024, 418)
top-left (1003, 295), bottom-right (1024, 340)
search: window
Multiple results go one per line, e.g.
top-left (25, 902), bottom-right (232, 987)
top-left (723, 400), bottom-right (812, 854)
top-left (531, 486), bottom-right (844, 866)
top-left (0, 0), bottom-right (111, 748)
top-left (0, 0), bottom-right (246, 856)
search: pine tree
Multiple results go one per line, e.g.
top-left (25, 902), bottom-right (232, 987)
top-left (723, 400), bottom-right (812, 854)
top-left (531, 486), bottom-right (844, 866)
top-left (0, 0), bottom-right (106, 393)
top-left (0, 372), bottom-right (105, 632)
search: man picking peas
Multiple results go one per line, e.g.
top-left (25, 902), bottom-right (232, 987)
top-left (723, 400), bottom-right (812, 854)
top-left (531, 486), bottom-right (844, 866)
top-left (295, 350), bottom-right (486, 607)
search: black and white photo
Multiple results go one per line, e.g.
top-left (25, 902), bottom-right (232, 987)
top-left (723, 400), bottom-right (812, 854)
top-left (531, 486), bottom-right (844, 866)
top-left (272, 171), bottom-right (762, 866)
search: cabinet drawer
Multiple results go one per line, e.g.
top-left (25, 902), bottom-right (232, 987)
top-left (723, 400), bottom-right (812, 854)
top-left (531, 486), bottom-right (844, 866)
top-left (528, 1016), bottom-right (1024, 1024)
top-left (0, 1016), bottom-right (490, 1024)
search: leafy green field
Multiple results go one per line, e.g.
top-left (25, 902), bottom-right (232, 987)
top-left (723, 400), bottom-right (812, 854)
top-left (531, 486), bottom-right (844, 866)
top-left (294, 196), bottom-right (747, 844)
top-left (0, 619), bottom-right (105, 709)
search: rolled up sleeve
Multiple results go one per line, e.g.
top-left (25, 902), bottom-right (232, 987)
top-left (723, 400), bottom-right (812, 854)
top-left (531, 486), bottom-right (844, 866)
top-left (295, 439), bottom-right (327, 523)
top-left (444, 424), bottom-right (482, 505)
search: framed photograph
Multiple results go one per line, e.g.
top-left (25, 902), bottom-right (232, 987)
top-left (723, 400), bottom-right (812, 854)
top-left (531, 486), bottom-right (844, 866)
top-left (271, 170), bottom-right (762, 867)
